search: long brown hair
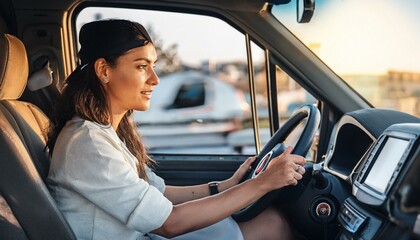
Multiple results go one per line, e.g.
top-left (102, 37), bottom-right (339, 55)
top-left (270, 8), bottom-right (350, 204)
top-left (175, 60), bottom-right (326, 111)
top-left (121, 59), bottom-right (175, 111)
top-left (46, 56), bottom-right (154, 179)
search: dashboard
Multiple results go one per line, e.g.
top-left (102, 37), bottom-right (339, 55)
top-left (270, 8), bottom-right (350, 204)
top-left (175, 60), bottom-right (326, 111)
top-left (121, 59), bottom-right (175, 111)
top-left (283, 108), bottom-right (420, 240)
top-left (341, 123), bottom-right (419, 238)
top-left (324, 109), bottom-right (420, 239)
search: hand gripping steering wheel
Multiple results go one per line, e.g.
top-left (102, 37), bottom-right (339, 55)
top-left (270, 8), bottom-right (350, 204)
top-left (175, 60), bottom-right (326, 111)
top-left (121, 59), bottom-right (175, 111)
top-left (232, 104), bottom-right (320, 222)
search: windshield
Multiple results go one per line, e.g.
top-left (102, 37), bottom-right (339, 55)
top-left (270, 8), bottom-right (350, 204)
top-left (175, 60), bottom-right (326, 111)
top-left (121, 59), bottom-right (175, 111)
top-left (273, 0), bottom-right (420, 117)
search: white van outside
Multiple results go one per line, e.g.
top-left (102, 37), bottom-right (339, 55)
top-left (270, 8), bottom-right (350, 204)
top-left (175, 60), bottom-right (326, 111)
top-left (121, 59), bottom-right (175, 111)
top-left (133, 71), bottom-right (250, 152)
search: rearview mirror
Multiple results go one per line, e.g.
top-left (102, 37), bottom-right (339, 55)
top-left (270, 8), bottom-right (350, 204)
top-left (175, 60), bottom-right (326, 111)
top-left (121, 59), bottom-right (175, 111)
top-left (297, 0), bottom-right (315, 23)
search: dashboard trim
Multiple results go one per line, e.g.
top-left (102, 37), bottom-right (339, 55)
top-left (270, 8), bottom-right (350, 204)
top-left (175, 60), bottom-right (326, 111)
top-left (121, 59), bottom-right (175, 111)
top-left (323, 115), bottom-right (375, 180)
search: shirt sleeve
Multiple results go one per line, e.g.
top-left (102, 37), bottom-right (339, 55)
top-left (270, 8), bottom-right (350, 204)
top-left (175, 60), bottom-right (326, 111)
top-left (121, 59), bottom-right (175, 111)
top-left (146, 168), bottom-right (166, 193)
top-left (55, 127), bottom-right (172, 233)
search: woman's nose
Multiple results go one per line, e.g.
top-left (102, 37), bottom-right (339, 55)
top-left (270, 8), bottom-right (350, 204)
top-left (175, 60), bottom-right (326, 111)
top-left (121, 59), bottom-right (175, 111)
top-left (148, 69), bottom-right (160, 86)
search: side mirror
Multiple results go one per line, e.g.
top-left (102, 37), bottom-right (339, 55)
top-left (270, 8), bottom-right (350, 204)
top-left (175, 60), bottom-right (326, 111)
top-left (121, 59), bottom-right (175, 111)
top-left (297, 0), bottom-right (315, 23)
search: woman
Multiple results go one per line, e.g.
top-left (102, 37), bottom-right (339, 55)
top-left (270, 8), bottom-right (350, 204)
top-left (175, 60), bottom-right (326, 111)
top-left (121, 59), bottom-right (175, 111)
top-left (46, 19), bottom-right (306, 240)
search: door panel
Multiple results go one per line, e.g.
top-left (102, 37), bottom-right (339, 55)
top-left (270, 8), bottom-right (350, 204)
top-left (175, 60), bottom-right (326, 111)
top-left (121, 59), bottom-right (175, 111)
top-left (153, 154), bottom-right (247, 186)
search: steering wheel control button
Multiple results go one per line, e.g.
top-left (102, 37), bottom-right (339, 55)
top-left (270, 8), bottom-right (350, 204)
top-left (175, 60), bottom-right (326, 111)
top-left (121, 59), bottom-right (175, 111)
top-left (316, 202), bottom-right (331, 217)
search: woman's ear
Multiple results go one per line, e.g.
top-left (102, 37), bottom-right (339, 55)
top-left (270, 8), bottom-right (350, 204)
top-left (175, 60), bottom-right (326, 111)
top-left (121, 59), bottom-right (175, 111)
top-left (94, 58), bottom-right (110, 84)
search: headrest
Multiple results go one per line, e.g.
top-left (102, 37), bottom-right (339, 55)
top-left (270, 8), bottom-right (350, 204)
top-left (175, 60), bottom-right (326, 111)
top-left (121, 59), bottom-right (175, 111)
top-left (27, 61), bottom-right (53, 91)
top-left (0, 34), bottom-right (29, 100)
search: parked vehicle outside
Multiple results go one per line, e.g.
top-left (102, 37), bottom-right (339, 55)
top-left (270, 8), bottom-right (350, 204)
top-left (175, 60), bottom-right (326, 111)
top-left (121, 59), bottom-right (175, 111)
top-left (133, 72), bottom-right (250, 152)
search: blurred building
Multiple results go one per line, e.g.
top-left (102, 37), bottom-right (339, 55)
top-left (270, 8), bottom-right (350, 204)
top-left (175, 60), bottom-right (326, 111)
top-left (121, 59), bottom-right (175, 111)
top-left (343, 71), bottom-right (420, 117)
top-left (383, 71), bottom-right (420, 116)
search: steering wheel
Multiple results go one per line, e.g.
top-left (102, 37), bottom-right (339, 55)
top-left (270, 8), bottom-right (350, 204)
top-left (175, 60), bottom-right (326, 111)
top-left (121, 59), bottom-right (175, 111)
top-left (232, 104), bottom-right (320, 222)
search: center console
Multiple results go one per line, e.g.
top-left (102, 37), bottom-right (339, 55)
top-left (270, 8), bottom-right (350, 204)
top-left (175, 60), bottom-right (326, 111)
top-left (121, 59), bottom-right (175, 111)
top-left (338, 123), bottom-right (420, 239)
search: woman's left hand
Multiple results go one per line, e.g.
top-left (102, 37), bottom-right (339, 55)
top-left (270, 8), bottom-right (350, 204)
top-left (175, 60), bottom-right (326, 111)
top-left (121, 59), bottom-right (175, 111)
top-left (223, 156), bottom-right (257, 189)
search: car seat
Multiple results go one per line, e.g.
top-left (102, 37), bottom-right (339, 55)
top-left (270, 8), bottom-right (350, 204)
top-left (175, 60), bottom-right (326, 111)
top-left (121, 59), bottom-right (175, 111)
top-left (0, 33), bottom-right (76, 240)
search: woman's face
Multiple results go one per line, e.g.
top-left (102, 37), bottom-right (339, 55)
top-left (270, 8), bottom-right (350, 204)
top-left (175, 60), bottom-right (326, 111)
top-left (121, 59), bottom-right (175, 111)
top-left (103, 43), bottom-right (159, 114)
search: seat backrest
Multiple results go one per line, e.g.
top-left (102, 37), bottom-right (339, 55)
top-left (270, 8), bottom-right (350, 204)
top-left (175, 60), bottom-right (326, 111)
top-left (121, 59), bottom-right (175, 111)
top-left (0, 33), bottom-right (50, 179)
top-left (0, 33), bottom-right (76, 240)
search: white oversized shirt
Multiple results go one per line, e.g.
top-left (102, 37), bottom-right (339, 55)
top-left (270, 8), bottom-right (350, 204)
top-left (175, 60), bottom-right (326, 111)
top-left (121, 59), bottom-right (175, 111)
top-left (47, 116), bottom-right (173, 240)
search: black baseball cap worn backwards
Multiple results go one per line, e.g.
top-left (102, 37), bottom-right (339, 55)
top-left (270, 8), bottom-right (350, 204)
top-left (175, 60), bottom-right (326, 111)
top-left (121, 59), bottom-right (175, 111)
top-left (78, 19), bottom-right (153, 67)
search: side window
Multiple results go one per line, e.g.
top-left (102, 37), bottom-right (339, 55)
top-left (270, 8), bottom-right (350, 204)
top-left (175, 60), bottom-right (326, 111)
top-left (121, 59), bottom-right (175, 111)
top-left (247, 40), bottom-right (318, 160)
top-left (76, 8), bottom-right (253, 155)
top-left (76, 8), bottom-right (317, 157)
top-left (275, 66), bottom-right (318, 160)
top-left (171, 82), bottom-right (205, 109)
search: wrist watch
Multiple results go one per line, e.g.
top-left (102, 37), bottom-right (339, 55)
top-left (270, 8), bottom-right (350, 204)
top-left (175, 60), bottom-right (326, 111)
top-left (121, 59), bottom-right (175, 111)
top-left (208, 181), bottom-right (219, 195)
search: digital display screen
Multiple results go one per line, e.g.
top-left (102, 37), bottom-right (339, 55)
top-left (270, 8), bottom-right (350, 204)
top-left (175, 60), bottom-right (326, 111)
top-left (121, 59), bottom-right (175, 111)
top-left (364, 137), bottom-right (410, 193)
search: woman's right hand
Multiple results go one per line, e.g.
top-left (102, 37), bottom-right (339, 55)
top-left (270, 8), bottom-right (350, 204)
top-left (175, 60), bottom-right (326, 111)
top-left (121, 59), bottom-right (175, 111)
top-left (257, 146), bottom-right (306, 191)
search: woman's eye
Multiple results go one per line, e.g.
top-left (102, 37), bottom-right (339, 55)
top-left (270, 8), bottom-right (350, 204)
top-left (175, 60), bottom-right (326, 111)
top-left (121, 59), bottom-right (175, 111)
top-left (138, 65), bottom-right (147, 70)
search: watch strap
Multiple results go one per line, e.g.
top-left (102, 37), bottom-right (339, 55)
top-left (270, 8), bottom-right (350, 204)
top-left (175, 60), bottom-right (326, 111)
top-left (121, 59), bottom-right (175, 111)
top-left (208, 181), bottom-right (219, 195)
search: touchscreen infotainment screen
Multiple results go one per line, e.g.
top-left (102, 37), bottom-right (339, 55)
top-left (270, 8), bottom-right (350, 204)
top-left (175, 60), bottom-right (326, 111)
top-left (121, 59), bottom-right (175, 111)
top-left (364, 137), bottom-right (410, 193)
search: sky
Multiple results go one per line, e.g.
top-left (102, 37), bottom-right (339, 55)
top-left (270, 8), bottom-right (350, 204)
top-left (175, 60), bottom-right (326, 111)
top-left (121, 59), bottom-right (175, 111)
top-left (273, 0), bottom-right (420, 74)
top-left (77, 0), bottom-right (420, 75)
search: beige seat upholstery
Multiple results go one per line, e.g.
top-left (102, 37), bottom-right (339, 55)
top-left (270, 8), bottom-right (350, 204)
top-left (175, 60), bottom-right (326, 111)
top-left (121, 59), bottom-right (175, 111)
top-left (0, 33), bottom-right (76, 240)
top-left (0, 33), bottom-right (50, 179)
